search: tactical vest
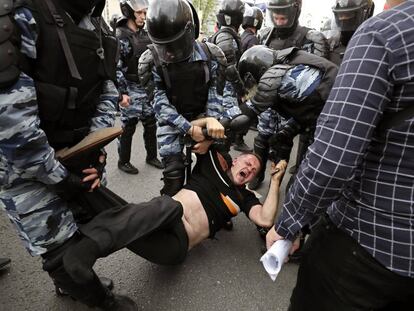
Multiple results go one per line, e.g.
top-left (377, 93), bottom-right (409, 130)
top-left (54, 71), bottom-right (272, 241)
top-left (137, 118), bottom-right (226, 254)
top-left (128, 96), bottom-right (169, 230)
top-left (209, 26), bottom-right (242, 65)
top-left (265, 25), bottom-right (310, 51)
top-left (0, 0), bottom-right (22, 88)
top-left (149, 42), bottom-right (211, 122)
top-left (26, 0), bottom-right (117, 150)
top-left (275, 48), bottom-right (338, 127)
top-left (116, 25), bottom-right (151, 82)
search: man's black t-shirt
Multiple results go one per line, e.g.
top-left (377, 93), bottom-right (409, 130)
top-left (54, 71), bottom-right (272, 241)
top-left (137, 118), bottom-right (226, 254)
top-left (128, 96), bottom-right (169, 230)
top-left (183, 150), bottom-right (260, 237)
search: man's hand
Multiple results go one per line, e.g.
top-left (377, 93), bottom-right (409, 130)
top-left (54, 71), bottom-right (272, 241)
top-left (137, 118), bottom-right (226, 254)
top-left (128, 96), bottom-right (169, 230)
top-left (81, 153), bottom-right (106, 191)
top-left (192, 140), bottom-right (213, 154)
top-left (205, 117), bottom-right (225, 139)
top-left (270, 160), bottom-right (287, 184)
top-left (189, 125), bottom-right (205, 142)
top-left (118, 94), bottom-right (130, 108)
top-left (266, 226), bottom-right (301, 260)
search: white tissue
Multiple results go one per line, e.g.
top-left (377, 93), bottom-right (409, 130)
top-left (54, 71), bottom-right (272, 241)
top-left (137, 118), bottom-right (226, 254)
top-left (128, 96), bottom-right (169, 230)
top-left (260, 239), bottom-right (292, 281)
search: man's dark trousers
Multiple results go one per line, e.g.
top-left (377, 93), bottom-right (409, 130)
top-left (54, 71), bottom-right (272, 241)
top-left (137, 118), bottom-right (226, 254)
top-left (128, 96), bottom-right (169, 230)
top-left (289, 217), bottom-right (414, 311)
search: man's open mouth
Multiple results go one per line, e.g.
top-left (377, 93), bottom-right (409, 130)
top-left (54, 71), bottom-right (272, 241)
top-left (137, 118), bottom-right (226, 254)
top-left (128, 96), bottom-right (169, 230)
top-left (240, 170), bottom-right (247, 178)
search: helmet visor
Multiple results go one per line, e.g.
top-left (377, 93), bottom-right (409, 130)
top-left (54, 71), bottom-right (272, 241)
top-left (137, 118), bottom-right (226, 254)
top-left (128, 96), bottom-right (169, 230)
top-left (129, 0), bottom-right (149, 11)
top-left (152, 25), bottom-right (194, 63)
top-left (333, 6), bottom-right (364, 31)
top-left (268, 6), bottom-right (297, 28)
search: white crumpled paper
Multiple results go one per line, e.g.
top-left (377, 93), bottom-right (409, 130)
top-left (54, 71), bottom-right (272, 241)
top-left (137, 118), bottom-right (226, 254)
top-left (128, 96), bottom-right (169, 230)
top-left (260, 239), bottom-right (292, 281)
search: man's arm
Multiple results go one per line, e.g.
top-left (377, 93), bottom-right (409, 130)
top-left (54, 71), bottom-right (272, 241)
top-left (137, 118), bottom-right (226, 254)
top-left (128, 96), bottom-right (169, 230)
top-left (248, 160), bottom-right (287, 227)
top-left (269, 21), bottom-right (392, 244)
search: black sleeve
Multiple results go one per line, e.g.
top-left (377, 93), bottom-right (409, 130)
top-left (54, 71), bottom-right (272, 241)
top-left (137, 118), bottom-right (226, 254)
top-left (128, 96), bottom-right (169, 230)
top-left (239, 187), bottom-right (261, 216)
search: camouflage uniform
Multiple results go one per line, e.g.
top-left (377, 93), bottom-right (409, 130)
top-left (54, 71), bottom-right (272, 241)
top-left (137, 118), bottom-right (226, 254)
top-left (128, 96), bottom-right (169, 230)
top-left (139, 40), bottom-right (231, 195)
top-left (117, 38), bottom-right (154, 123)
top-left (116, 30), bottom-right (162, 172)
top-left (0, 7), bottom-right (118, 257)
top-left (150, 42), bottom-right (229, 159)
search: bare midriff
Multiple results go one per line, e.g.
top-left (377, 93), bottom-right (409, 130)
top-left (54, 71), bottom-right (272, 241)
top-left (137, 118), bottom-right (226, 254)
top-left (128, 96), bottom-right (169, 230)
top-left (173, 188), bottom-right (210, 250)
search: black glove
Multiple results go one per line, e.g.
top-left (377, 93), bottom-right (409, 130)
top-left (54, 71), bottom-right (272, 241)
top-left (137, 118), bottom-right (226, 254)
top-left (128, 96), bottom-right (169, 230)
top-left (51, 173), bottom-right (91, 201)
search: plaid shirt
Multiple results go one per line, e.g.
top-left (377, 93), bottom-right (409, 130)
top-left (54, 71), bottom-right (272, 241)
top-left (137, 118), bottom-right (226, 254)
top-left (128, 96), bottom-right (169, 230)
top-left (276, 1), bottom-right (414, 278)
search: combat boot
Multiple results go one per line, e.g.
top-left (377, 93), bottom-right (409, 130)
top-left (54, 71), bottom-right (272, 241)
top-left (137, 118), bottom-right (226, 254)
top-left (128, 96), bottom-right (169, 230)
top-left (118, 162), bottom-right (139, 174)
top-left (233, 134), bottom-right (252, 152)
top-left (160, 155), bottom-right (185, 196)
top-left (56, 276), bottom-right (114, 297)
top-left (248, 134), bottom-right (269, 190)
top-left (0, 257), bottom-right (11, 269)
top-left (143, 117), bottom-right (163, 169)
top-left (118, 119), bottom-right (139, 174)
top-left (100, 293), bottom-right (138, 311)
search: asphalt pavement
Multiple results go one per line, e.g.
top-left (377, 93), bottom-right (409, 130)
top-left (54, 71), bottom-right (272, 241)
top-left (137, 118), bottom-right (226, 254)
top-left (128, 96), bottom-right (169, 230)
top-left (0, 123), bottom-right (299, 311)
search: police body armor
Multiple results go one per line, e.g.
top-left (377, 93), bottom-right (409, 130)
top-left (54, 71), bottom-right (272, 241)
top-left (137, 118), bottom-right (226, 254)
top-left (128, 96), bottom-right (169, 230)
top-left (252, 48), bottom-right (338, 127)
top-left (209, 26), bottom-right (242, 65)
top-left (116, 24), bottom-right (151, 82)
top-left (149, 42), bottom-right (211, 122)
top-left (6, 0), bottom-right (118, 151)
top-left (261, 25), bottom-right (310, 51)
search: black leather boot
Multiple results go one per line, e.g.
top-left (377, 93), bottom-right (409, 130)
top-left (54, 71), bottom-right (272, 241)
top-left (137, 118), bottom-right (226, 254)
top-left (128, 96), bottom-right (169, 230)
top-left (118, 119), bottom-right (139, 174)
top-left (249, 134), bottom-right (269, 190)
top-left (161, 155), bottom-right (185, 196)
top-left (56, 276), bottom-right (114, 296)
top-left (142, 116), bottom-right (163, 169)
top-left (233, 133), bottom-right (253, 152)
top-left (0, 257), bottom-right (11, 269)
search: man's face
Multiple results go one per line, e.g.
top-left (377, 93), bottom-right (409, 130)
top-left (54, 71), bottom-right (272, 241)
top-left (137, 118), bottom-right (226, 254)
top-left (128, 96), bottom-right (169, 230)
top-left (230, 154), bottom-right (261, 186)
top-left (272, 13), bottom-right (289, 26)
top-left (134, 9), bottom-right (146, 27)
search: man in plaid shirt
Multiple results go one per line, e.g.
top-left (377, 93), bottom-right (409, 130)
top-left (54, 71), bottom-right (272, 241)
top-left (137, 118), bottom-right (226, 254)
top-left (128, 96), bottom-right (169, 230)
top-left (266, 0), bottom-right (414, 310)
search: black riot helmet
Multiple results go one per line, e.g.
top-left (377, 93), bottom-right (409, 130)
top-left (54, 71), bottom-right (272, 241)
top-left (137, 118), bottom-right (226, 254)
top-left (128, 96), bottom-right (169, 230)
top-left (57, 0), bottom-right (106, 23)
top-left (267, 0), bottom-right (302, 32)
top-left (120, 0), bottom-right (149, 20)
top-left (242, 6), bottom-right (264, 30)
top-left (147, 0), bottom-right (199, 63)
top-left (216, 0), bottom-right (245, 29)
top-left (238, 45), bottom-right (276, 90)
top-left (332, 0), bottom-right (374, 32)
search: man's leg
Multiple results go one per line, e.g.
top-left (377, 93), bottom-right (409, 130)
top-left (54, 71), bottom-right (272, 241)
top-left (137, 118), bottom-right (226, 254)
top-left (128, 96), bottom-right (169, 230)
top-left (249, 133), bottom-right (270, 190)
top-left (42, 234), bottom-right (137, 310)
top-left (289, 217), bottom-right (414, 311)
top-left (62, 195), bottom-right (184, 283)
top-left (142, 116), bottom-right (163, 169)
top-left (118, 118), bottom-right (139, 174)
top-left (157, 122), bottom-right (185, 196)
top-left (127, 216), bottom-right (189, 265)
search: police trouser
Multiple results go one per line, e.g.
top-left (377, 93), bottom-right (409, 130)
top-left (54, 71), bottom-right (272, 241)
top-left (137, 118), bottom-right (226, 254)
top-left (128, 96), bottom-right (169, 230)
top-left (118, 118), bottom-right (138, 164)
top-left (41, 233), bottom-right (111, 308)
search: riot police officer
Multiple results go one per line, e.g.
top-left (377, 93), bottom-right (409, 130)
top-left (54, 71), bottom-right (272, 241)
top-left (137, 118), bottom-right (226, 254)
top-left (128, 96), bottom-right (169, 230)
top-left (255, 0), bottom-right (330, 184)
top-left (241, 5), bottom-right (264, 53)
top-left (138, 0), bottom-right (230, 196)
top-left (238, 46), bottom-right (338, 188)
top-left (329, 0), bottom-right (375, 65)
top-left (0, 0), bottom-right (137, 309)
top-left (210, 0), bottom-right (252, 152)
top-left (116, 0), bottom-right (163, 174)
top-left (259, 0), bottom-right (328, 57)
